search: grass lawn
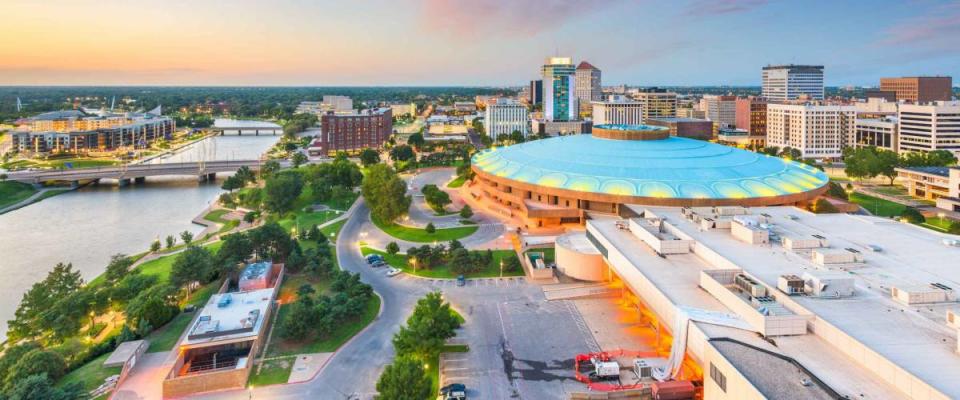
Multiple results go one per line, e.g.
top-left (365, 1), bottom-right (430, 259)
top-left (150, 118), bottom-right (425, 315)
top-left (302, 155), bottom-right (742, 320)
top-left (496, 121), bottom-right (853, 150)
top-left (446, 176), bottom-right (467, 188)
top-left (56, 353), bottom-right (121, 393)
top-left (139, 242), bottom-right (223, 282)
top-left (525, 248), bottom-right (555, 264)
top-left (361, 247), bottom-right (523, 279)
top-left (277, 273), bottom-right (333, 304)
top-left (0, 181), bottom-right (37, 209)
top-left (321, 220), bottom-right (347, 243)
top-left (371, 217), bottom-right (478, 243)
top-left (922, 216), bottom-right (957, 232)
top-left (248, 358), bottom-right (294, 386)
top-left (218, 219), bottom-right (240, 233)
top-left (870, 185), bottom-right (908, 197)
top-left (267, 294), bottom-right (380, 357)
top-left (849, 192), bottom-right (907, 217)
top-left (204, 209), bottom-right (232, 223)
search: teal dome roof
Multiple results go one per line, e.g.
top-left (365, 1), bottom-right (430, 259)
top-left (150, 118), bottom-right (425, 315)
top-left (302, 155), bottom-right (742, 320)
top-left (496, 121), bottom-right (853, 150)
top-left (472, 135), bottom-right (828, 200)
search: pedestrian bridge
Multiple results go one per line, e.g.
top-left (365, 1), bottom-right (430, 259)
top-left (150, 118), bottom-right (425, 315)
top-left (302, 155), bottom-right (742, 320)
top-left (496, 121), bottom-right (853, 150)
top-left (3, 159), bottom-right (272, 185)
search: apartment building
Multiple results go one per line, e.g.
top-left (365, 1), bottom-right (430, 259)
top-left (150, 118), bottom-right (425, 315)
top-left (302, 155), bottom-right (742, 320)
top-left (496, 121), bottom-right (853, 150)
top-left (766, 103), bottom-right (855, 159)
top-left (734, 97), bottom-right (767, 145)
top-left (316, 108), bottom-right (392, 156)
top-left (703, 95), bottom-right (737, 129)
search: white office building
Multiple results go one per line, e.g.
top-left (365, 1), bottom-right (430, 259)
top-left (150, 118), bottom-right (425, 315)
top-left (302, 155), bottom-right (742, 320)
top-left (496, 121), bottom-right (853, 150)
top-left (766, 103), bottom-right (855, 159)
top-left (897, 102), bottom-right (960, 157)
top-left (485, 99), bottom-right (529, 140)
top-left (762, 65), bottom-right (824, 102)
top-left (854, 117), bottom-right (899, 152)
top-left (591, 96), bottom-right (643, 126)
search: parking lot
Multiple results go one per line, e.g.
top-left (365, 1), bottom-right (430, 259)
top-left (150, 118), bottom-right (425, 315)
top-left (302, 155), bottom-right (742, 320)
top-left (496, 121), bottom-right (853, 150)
top-left (416, 277), bottom-right (601, 400)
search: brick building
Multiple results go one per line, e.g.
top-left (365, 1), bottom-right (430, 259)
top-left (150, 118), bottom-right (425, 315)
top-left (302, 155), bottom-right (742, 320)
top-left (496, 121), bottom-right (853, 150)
top-left (315, 108), bottom-right (392, 156)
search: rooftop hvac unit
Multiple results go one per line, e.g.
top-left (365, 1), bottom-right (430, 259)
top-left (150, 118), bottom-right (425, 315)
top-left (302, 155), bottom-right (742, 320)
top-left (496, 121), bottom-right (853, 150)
top-left (735, 274), bottom-right (768, 298)
top-left (802, 272), bottom-right (854, 298)
top-left (891, 284), bottom-right (955, 305)
top-left (634, 359), bottom-right (653, 380)
top-left (778, 275), bottom-right (805, 295)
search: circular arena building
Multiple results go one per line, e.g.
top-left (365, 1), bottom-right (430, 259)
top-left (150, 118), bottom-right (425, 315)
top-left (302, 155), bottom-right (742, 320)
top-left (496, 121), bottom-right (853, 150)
top-left (470, 124), bottom-right (828, 227)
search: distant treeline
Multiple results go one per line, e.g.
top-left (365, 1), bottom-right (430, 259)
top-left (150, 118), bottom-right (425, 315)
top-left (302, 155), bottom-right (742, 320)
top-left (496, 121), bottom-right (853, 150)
top-left (0, 86), bottom-right (517, 122)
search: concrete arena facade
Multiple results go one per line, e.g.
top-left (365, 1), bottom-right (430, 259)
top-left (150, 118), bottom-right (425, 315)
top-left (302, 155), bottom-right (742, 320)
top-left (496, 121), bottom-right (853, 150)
top-left (471, 125), bottom-right (828, 227)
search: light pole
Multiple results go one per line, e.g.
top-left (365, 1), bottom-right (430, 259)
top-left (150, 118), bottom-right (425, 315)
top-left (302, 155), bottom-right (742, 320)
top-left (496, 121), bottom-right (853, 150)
top-left (500, 259), bottom-right (504, 278)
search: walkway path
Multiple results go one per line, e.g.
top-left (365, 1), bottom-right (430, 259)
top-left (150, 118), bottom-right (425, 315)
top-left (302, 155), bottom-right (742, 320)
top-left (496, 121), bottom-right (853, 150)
top-left (0, 186), bottom-right (71, 215)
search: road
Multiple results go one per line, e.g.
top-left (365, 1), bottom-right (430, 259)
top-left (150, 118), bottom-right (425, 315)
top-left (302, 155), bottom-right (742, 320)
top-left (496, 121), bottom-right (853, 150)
top-left (192, 200), bottom-right (596, 400)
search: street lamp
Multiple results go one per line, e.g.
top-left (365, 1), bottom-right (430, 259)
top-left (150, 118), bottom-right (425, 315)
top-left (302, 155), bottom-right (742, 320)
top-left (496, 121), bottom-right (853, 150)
top-left (411, 258), bottom-right (418, 274)
top-left (500, 259), bottom-right (504, 278)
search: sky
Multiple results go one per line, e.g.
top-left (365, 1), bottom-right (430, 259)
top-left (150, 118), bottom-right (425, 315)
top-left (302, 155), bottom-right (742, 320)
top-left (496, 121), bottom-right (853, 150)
top-left (0, 0), bottom-right (957, 86)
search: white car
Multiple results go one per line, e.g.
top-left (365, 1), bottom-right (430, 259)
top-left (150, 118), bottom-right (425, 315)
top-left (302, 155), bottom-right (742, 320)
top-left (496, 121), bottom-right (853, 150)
top-left (386, 267), bottom-right (401, 277)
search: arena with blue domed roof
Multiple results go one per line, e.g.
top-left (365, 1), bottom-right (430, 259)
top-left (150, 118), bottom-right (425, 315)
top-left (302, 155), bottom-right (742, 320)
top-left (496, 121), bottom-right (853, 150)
top-left (470, 124), bottom-right (828, 227)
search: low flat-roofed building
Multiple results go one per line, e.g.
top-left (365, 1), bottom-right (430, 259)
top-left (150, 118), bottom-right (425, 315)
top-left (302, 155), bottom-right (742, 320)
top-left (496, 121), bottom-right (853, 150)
top-left (580, 204), bottom-right (960, 399)
top-left (163, 263), bottom-right (282, 398)
top-left (716, 128), bottom-right (764, 148)
top-left (896, 166), bottom-right (960, 212)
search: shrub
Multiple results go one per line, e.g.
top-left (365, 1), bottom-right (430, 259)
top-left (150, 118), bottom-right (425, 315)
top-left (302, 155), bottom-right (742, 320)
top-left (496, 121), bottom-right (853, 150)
top-left (901, 207), bottom-right (925, 224)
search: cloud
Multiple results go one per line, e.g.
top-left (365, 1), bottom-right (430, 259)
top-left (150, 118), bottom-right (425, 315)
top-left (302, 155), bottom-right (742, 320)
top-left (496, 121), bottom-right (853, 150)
top-left (683, 0), bottom-right (768, 16)
top-left (875, 3), bottom-right (960, 61)
top-left (418, 0), bottom-right (622, 38)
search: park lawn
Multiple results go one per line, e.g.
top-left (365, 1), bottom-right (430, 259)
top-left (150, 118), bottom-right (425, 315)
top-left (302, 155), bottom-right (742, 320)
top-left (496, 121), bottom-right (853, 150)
top-left (321, 220), bottom-right (347, 243)
top-left (849, 192), bottom-right (907, 217)
top-left (218, 219), bottom-right (241, 233)
top-left (267, 294), bottom-right (380, 357)
top-left (361, 247), bottom-right (523, 279)
top-left (447, 176), bottom-right (467, 188)
top-left (57, 353), bottom-right (121, 393)
top-left (277, 272), bottom-right (333, 304)
top-left (870, 185), bottom-right (908, 197)
top-left (248, 358), bottom-right (294, 386)
top-left (922, 216), bottom-right (957, 232)
top-left (0, 181), bottom-right (37, 209)
top-left (139, 241), bottom-right (223, 281)
top-left (371, 217), bottom-right (478, 243)
top-left (204, 209), bottom-right (232, 223)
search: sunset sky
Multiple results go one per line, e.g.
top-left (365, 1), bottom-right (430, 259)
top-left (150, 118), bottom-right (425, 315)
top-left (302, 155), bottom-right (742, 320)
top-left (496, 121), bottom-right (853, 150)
top-left (1, 0), bottom-right (958, 86)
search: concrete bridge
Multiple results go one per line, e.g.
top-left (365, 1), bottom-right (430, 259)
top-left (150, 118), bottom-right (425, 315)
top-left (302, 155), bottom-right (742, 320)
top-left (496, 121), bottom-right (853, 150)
top-left (2, 159), bottom-right (273, 186)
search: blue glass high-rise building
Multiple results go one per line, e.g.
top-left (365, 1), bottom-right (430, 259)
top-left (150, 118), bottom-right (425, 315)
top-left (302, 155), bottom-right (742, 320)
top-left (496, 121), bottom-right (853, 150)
top-left (541, 57), bottom-right (577, 122)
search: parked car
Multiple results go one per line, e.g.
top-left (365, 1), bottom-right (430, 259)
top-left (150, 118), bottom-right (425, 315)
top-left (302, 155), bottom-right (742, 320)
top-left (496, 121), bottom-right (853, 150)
top-left (366, 254), bottom-right (384, 264)
top-left (456, 275), bottom-right (466, 287)
top-left (439, 383), bottom-right (466, 400)
top-left (372, 260), bottom-right (387, 268)
top-left (386, 267), bottom-right (401, 277)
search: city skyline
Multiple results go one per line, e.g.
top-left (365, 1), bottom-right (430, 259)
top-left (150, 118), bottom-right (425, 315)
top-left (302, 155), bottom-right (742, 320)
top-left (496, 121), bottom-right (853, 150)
top-left (1, 0), bottom-right (958, 86)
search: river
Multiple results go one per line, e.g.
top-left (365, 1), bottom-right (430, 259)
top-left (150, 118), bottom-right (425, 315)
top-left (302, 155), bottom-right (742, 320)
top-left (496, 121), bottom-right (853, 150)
top-left (0, 135), bottom-right (278, 339)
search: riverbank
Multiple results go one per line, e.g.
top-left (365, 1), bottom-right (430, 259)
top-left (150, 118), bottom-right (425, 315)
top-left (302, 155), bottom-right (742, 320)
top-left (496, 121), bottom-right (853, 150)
top-left (0, 181), bottom-right (74, 215)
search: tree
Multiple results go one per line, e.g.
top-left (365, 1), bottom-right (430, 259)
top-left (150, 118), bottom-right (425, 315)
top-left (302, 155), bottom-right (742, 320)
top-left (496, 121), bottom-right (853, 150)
top-left (407, 132), bottom-right (425, 149)
top-left (40, 288), bottom-right (94, 342)
top-left (901, 207), bottom-right (925, 223)
top-left (112, 274), bottom-right (159, 303)
top-left (844, 147), bottom-right (879, 181)
top-left (948, 221), bottom-right (960, 235)
top-left (421, 184), bottom-right (451, 212)
top-left (362, 164), bottom-right (411, 223)
top-left (425, 222), bottom-right (436, 234)
top-left (150, 239), bottom-right (161, 252)
top-left (4, 373), bottom-right (84, 400)
top-left (249, 222), bottom-right (294, 261)
top-left (509, 130), bottom-right (525, 144)
top-left (375, 356), bottom-right (432, 400)
top-left (235, 166), bottom-right (256, 184)
top-left (360, 148), bottom-right (380, 166)
top-left (280, 295), bottom-right (320, 340)
top-left (3, 349), bottom-right (67, 389)
top-left (875, 149), bottom-right (900, 185)
top-left (392, 292), bottom-right (460, 360)
top-left (926, 150), bottom-right (958, 167)
top-left (263, 172), bottom-right (304, 214)
top-left (7, 263), bottom-right (83, 343)
top-left (386, 241), bottom-right (400, 255)
top-left (170, 245), bottom-right (216, 288)
top-left (825, 181), bottom-right (848, 201)
top-left (221, 175), bottom-right (244, 192)
top-left (261, 159), bottom-right (281, 178)
top-left (0, 342), bottom-right (41, 384)
top-left (291, 151), bottom-right (308, 168)
top-left (502, 255), bottom-right (521, 272)
top-left (104, 253), bottom-right (135, 283)
top-left (124, 284), bottom-right (178, 335)
top-left (165, 235), bottom-right (175, 249)
top-left (389, 144), bottom-right (415, 162)
top-left (459, 204), bottom-right (473, 219)
top-left (243, 211), bottom-right (258, 223)
top-left (217, 232), bottom-right (253, 270)
top-left (180, 230), bottom-right (194, 245)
